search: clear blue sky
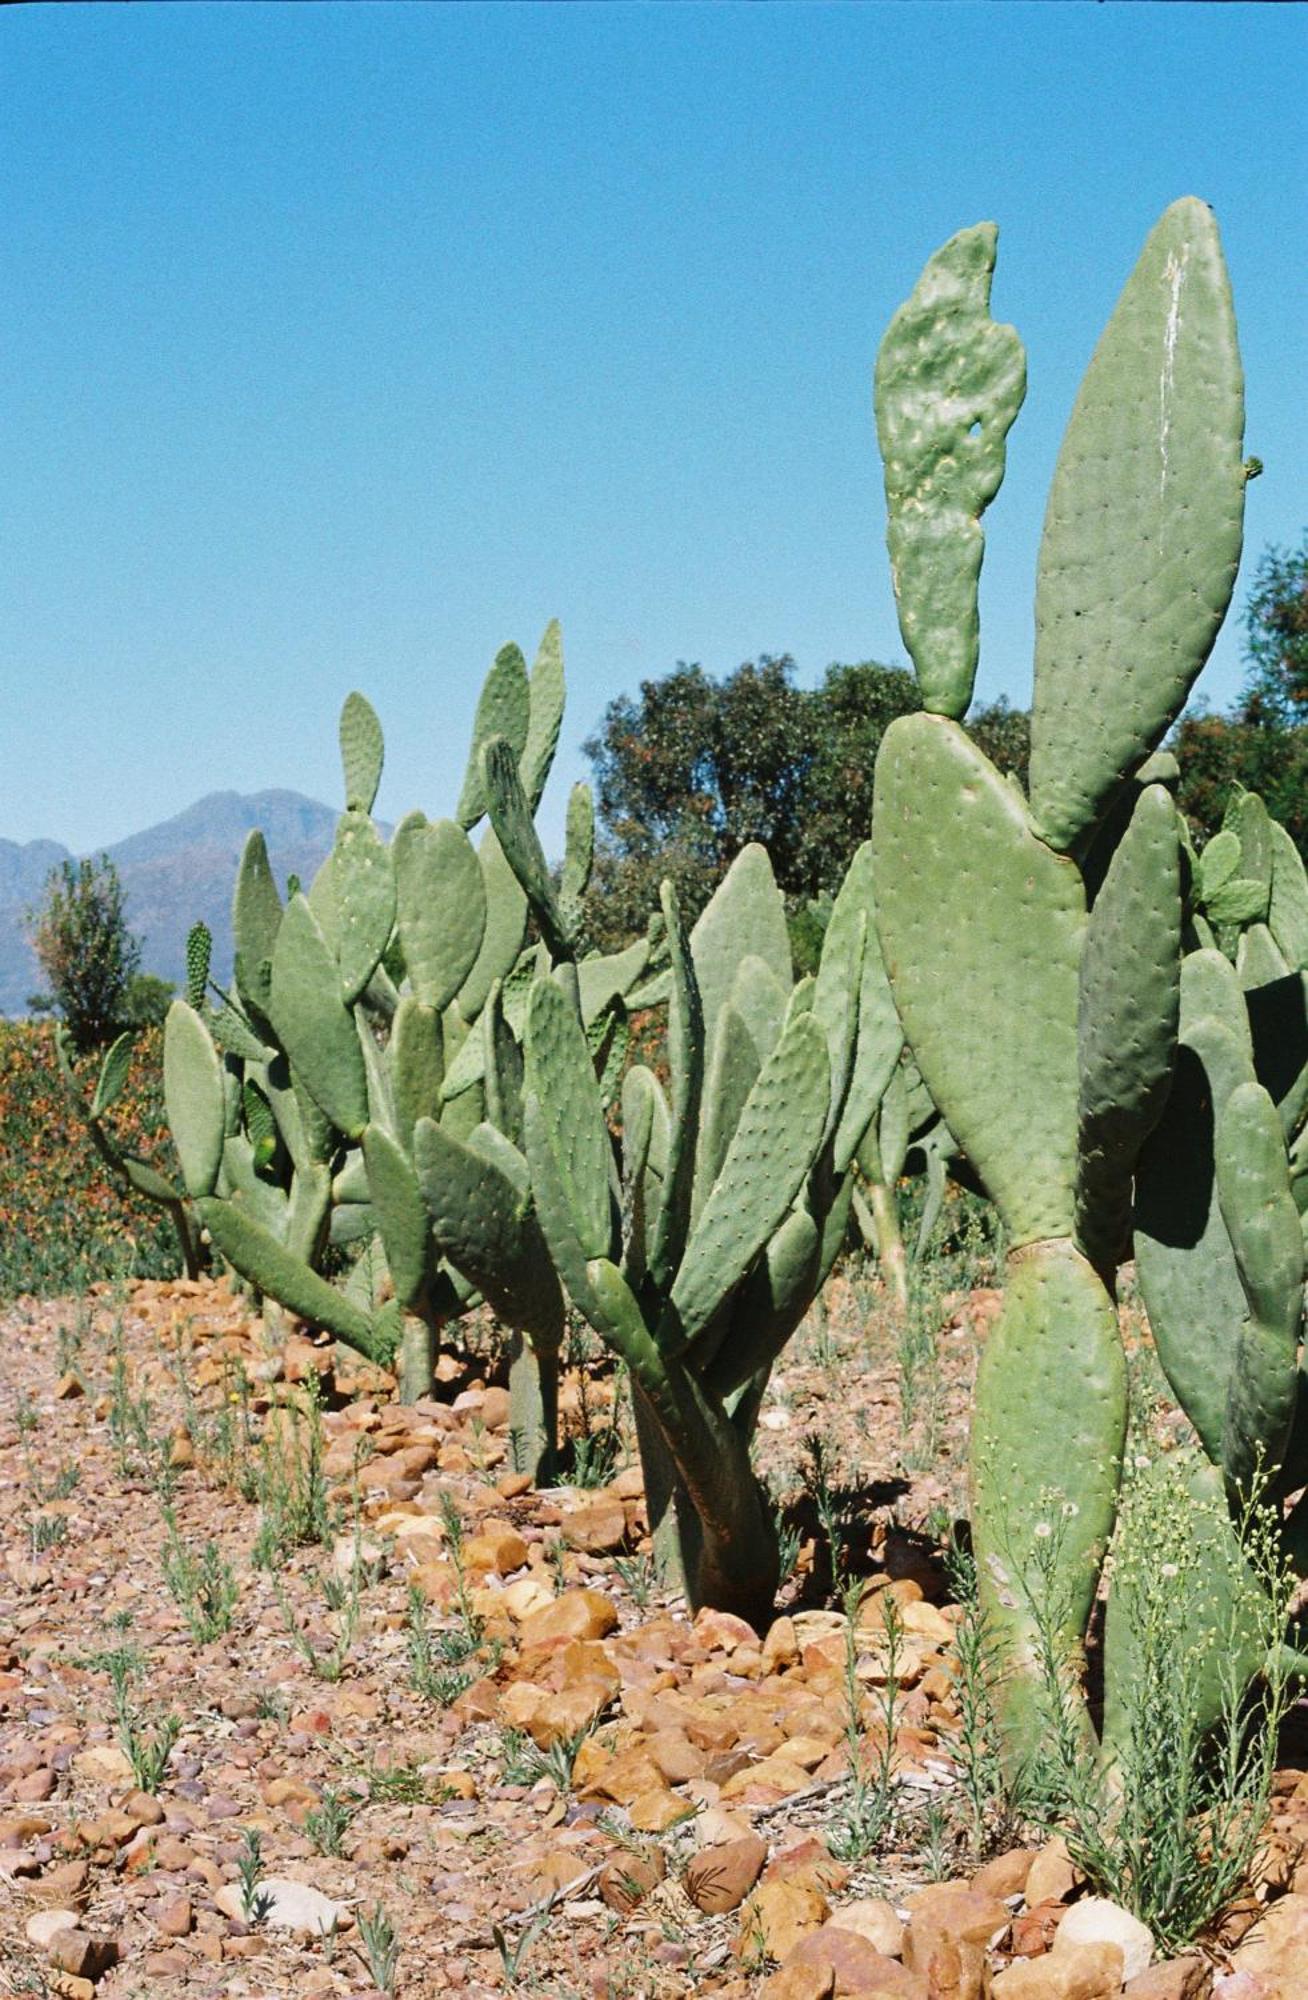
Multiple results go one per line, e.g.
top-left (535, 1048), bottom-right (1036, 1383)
top-left (2, 4), bottom-right (1303, 857)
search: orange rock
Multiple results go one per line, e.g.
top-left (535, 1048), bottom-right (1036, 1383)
top-left (694, 1606), bottom-right (761, 1653)
top-left (762, 1617), bottom-right (800, 1675)
top-left (685, 1835), bottom-right (768, 1914)
top-left (1023, 1836), bottom-right (1080, 1908)
top-left (738, 1880), bottom-right (831, 1964)
top-left (627, 1787), bottom-right (695, 1833)
top-left (1123, 1959), bottom-right (1211, 1998)
top-left (1228, 1891), bottom-right (1308, 1992)
top-left (903, 1883), bottom-right (1010, 1951)
top-left (903, 1922), bottom-right (987, 2000)
top-left (761, 1965), bottom-right (835, 2000)
top-left (529, 1682), bottom-right (614, 1748)
top-left (973, 1849), bottom-right (1038, 1901)
top-left (561, 1497), bottom-right (628, 1554)
top-left (646, 1729), bottom-right (706, 1785)
top-left (598, 1845), bottom-right (666, 1913)
top-left (827, 1899), bottom-right (904, 1958)
top-left (519, 1589), bottom-right (618, 1649)
top-left (991, 1942), bottom-right (1124, 1998)
top-left (786, 1926), bottom-right (926, 1997)
top-left (721, 1755), bottom-right (815, 1804)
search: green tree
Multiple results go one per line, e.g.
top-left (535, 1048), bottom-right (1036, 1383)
top-left (1174, 531), bottom-right (1308, 851)
top-left (585, 653), bottom-right (1028, 948)
top-left (27, 856), bottom-right (142, 1050)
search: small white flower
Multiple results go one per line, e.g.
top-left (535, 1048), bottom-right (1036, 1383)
top-left (1134, 1455), bottom-right (1151, 1470)
top-left (1160, 1562), bottom-right (1179, 1579)
top-left (1061, 1501), bottom-right (1080, 1519)
top-left (1033, 1522), bottom-right (1053, 1540)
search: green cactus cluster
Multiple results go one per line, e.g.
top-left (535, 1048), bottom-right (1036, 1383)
top-left (160, 625), bottom-right (651, 1476)
top-left (520, 838), bottom-right (902, 1620)
top-left (869, 197), bottom-right (1305, 1766)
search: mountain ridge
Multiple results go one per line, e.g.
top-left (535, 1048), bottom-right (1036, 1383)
top-left (0, 789), bottom-right (340, 1017)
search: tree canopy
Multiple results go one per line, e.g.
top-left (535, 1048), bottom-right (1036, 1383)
top-left (584, 654), bottom-right (1026, 948)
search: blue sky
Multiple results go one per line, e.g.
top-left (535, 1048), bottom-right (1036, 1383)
top-left (2, 4), bottom-right (1303, 856)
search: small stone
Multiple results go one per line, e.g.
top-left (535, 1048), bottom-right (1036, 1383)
top-left (45, 1928), bottom-right (118, 1981)
top-left (1054, 1897), bottom-right (1154, 1982)
top-left (55, 1372), bottom-right (85, 1399)
top-left (829, 1899), bottom-right (904, 1958)
top-left (904, 1922), bottom-right (986, 2000)
top-left (213, 1876), bottom-right (349, 1934)
top-left (155, 1894), bottom-right (194, 1938)
top-left (1125, 1958), bottom-right (1212, 1999)
top-left (786, 1926), bottom-right (927, 1996)
top-left (30, 1860), bottom-right (90, 1909)
top-left (992, 1940), bottom-right (1125, 1999)
top-left (739, 1880), bottom-right (830, 1964)
top-left (973, 1849), bottom-right (1038, 1901)
top-left (519, 1589), bottom-right (618, 1648)
top-left (685, 1834), bottom-right (768, 1915)
top-left (481, 1386), bottom-right (511, 1430)
top-left (903, 1882), bottom-right (1011, 1949)
top-left (597, 1847), bottom-right (666, 1913)
top-left (25, 1909), bottom-right (80, 1950)
top-left (11, 1767), bottom-right (56, 1802)
top-left (1024, 1836), bottom-right (1079, 1909)
top-left (561, 1497), bottom-right (627, 1555)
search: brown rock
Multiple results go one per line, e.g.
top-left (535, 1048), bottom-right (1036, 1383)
top-left (30, 1860), bottom-right (90, 1909)
top-left (686, 1834), bottom-right (768, 1914)
top-left (519, 1589), bottom-right (619, 1648)
top-left (121, 1790), bottom-right (165, 1828)
top-left (787, 1926), bottom-right (928, 1997)
top-left (903, 1922), bottom-right (987, 2000)
top-left (481, 1386), bottom-right (511, 1430)
top-left (762, 1617), bottom-right (800, 1675)
top-left (828, 1899), bottom-right (904, 1959)
top-left (645, 1728), bottom-right (705, 1785)
top-left (628, 1786), bottom-right (695, 1833)
top-left (973, 1850), bottom-right (1038, 1901)
top-left (904, 1882), bottom-right (1011, 1950)
top-left (155, 1895), bottom-right (194, 1938)
top-left (740, 1880), bottom-right (831, 1964)
top-left (1010, 1903), bottom-right (1067, 1960)
top-left (1124, 1959), bottom-right (1212, 1999)
top-left (1228, 1891), bottom-right (1308, 1990)
top-left (991, 1942), bottom-right (1124, 1999)
top-left (46, 1929), bottom-right (118, 1981)
top-left (762, 1966), bottom-right (836, 2000)
top-left (11, 1767), bottom-right (56, 1802)
top-left (598, 1846), bottom-right (666, 1913)
top-left (562, 1497), bottom-right (628, 1555)
top-left (1024, 1837), bottom-right (1080, 1909)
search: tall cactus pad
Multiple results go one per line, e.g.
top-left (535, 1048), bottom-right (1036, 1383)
top-left (1030, 199), bottom-right (1246, 852)
top-left (523, 978), bottom-right (615, 1261)
top-left (456, 643), bottom-right (531, 828)
top-left (333, 812), bottom-right (396, 1007)
top-left (665, 1010), bottom-right (830, 1353)
top-left (1136, 1020), bottom-right (1255, 1465)
top-left (393, 815), bottom-right (486, 1011)
top-left (520, 620), bottom-right (566, 812)
top-left (269, 895), bottom-right (369, 1138)
top-left (871, 712), bottom-right (1084, 1243)
top-left (232, 831), bottom-right (282, 1015)
top-left (1075, 784), bottom-right (1182, 1270)
top-left (874, 223), bottom-right (1026, 719)
top-left (339, 692), bottom-right (384, 815)
top-left (971, 1240), bottom-right (1127, 1755)
top-left (162, 1002), bottom-right (226, 1198)
top-left (1216, 1081), bottom-right (1304, 1491)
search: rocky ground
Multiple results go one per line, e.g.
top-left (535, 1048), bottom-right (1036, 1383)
top-left (2, 1268), bottom-right (1308, 1999)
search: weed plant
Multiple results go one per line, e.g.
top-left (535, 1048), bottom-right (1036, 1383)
top-left (1021, 1459), bottom-right (1293, 1953)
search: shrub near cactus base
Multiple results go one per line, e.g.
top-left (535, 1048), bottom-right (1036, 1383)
top-left (161, 626), bottom-right (651, 1478)
top-left (868, 198), bottom-right (1304, 1775)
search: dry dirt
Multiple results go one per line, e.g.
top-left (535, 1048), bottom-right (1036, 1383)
top-left (1, 1269), bottom-right (1306, 2000)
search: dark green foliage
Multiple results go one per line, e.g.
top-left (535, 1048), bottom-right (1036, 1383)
top-left (584, 653), bottom-right (1026, 949)
top-left (27, 856), bottom-right (142, 1050)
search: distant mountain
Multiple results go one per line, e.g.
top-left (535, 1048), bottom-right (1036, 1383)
top-left (0, 790), bottom-right (341, 1017)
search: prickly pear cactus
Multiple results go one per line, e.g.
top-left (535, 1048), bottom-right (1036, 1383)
top-left (522, 840), bottom-right (902, 1624)
top-left (159, 626), bottom-right (651, 1476)
top-left (868, 198), bottom-right (1303, 1770)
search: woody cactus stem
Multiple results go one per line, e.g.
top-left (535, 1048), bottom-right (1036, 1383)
top-left (523, 841), bottom-right (902, 1624)
top-left (869, 199), bottom-right (1280, 1769)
